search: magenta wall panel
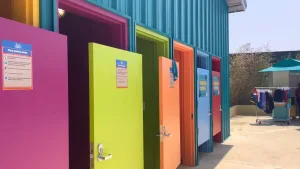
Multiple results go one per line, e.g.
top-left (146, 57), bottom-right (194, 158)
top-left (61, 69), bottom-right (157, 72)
top-left (0, 17), bottom-right (68, 169)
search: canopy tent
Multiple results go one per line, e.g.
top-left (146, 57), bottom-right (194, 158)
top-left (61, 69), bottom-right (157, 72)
top-left (259, 59), bottom-right (300, 72)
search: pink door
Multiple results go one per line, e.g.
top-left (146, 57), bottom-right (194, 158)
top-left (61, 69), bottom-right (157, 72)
top-left (212, 71), bottom-right (221, 136)
top-left (0, 18), bottom-right (68, 169)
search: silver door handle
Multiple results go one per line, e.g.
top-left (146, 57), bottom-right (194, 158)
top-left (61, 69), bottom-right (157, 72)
top-left (219, 106), bottom-right (222, 111)
top-left (97, 144), bottom-right (112, 162)
top-left (208, 113), bottom-right (211, 115)
top-left (163, 126), bottom-right (172, 137)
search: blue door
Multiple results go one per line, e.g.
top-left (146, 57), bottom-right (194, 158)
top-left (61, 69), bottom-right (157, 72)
top-left (197, 68), bottom-right (211, 146)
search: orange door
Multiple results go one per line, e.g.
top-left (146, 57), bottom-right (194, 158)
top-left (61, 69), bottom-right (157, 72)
top-left (159, 57), bottom-right (181, 169)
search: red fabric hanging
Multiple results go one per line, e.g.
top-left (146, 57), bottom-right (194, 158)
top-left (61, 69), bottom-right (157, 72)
top-left (284, 90), bottom-right (288, 102)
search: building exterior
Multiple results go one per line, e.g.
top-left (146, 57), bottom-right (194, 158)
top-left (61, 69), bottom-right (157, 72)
top-left (0, 0), bottom-right (246, 169)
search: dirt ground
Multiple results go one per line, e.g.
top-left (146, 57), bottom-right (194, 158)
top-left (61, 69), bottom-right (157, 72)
top-left (179, 116), bottom-right (300, 169)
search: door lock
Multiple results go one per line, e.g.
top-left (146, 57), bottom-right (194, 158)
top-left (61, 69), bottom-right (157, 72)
top-left (97, 144), bottom-right (112, 162)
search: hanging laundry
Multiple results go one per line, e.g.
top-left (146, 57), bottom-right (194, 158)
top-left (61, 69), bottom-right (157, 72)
top-left (261, 91), bottom-right (267, 110)
top-left (274, 89), bottom-right (284, 102)
top-left (284, 90), bottom-right (288, 102)
top-left (287, 90), bottom-right (292, 108)
top-left (250, 93), bottom-right (258, 104)
top-left (257, 92), bottom-right (263, 109)
top-left (264, 91), bottom-right (274, 114)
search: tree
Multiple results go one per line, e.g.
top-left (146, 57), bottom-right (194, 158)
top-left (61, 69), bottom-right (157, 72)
top-left (295, 52), bottom-right (300, 60)
top-left (230, 43), bottom-right (272, 105)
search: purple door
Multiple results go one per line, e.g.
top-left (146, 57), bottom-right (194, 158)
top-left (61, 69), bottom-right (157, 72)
top-left (0, 17), bottom-right (68, 169)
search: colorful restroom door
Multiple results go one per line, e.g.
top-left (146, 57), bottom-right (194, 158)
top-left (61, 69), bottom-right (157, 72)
top-left (159, 57), bottom-right (181, 169)
top-left (0, 18), bottom-right (68, 169)
top-left (88, 43), bottom-right (144, 169)
top-left (212, 71), bottom-right (221, 136)
top-left (197, 68), bottom-right (211, 145)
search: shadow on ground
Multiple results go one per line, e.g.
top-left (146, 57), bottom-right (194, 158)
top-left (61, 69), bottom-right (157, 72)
top-left (178, 144), bottom-right (233, 169)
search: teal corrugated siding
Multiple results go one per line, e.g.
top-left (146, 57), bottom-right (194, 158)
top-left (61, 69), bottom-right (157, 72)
top-left (40, 0), bottom-right (57, 31)
top-left (222, 5), bottom-right (230, 141)
top-left (86, 0), bottom-right (228, 56)
top-left (86, 0), bottom-right (231, 153)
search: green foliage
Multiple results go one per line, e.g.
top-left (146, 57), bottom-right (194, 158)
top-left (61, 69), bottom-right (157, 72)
top-left (295, 52), bottom-right (300, 60)
top-left (230, 43), bottom-right (272, 105)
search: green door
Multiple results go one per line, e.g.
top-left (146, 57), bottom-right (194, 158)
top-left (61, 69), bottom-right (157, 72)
top-left (89, 43), bottom-right (144, 169)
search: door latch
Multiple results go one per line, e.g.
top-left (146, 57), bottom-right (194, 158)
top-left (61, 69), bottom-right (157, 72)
top-left (97, 144), bottom-right (112, 162)
top-left (163, 126), bottom-right (172, 137)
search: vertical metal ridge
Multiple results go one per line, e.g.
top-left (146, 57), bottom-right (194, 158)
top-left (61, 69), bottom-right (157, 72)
top-left (199, 139), bottom-right (214, 153)
top-left (40, 0), bottom-right (57, 32)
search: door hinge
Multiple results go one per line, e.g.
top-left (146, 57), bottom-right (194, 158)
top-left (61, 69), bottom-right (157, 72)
top-left (191, 113), bottom-right (193, 119)
top-left (90, 142), bottom-right (94, 168)
top-left (143, 102), bottom-right (145, 111)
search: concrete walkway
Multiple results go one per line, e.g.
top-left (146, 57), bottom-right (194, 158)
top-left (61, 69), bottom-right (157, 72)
top-left (179, 116), bottom-right (300, 169)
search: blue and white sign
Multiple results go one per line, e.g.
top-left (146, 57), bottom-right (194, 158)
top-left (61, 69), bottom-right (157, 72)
top-left (2, 40), bottom-right (33, 90)
top-left (116, 59), bottom-right (128, 88)
top-left (199, 75), bottom-right (207, 97)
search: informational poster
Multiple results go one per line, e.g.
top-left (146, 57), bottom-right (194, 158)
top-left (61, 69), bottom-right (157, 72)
top-left (213, 76), bottom-right (220, 95)
top-left (170, 67), bottom-right (174, 88)
top-left (2, 40), bottom-right (33, 90)
top-left (116, 59), bottom-right (128, 88)
top-left (199, 75), bottom-right (207, 97)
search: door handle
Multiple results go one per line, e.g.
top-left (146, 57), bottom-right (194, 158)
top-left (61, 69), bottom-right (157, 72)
top-left (208, 109), bottom-right (211, 115)
top-left (97, 144), bottom-right (112, 162)
top-left (163, 126), bottom-right (172, 137)
top-left (219, 105), bottom-right (222, 111)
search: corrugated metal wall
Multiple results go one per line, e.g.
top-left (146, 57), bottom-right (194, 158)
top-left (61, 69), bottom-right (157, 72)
top-left (85, 0), bottom-right (230, 146)
top-left (86, 0), bottom-right (228, 55)
top-left (40, 0), bottom-right (58, 32)
top-left (38, 0), bottom-right (228, 156)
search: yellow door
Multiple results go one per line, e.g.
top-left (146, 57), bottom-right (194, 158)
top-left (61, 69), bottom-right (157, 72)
top-left (89, 43), bottom-right (143, 169)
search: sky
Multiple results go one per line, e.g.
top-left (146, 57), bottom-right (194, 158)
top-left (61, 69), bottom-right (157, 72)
top-left (229, 0), bottom-right (300, 53)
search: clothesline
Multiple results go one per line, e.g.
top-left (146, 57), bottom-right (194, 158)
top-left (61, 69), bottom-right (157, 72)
top-left (255, 87), bottom-right (297, 89)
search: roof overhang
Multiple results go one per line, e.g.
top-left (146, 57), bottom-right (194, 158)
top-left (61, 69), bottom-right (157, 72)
top-left (227, 0), bottom-right (247, 13)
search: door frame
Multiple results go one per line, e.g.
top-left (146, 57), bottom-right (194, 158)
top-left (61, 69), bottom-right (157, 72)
top-left (135, 25), bottom-right (169, 169)
top-left (136, 25), bottom-right (169, 58)
top-left (173, 41), bottom-right (195, 166)
top-left (195, 50), bottom-right (213, 166)
top-left (57, 0), bottom-right (128, 50)
top-left (212, 56), bottom-right (222, 142)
